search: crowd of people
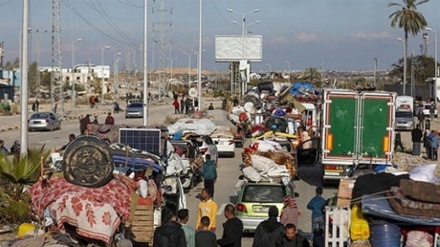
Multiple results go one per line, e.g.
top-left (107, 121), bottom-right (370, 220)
top-left (151, 141), bottom-right (324, 247)
top-left (153, 186), bottom-right (318, 247)
top-left (172, 92), bottom-right (199, 114)
top-left (405, 109), bottom-right (440, 160)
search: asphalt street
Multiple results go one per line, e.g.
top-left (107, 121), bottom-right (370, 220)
top-left (1, 102), bottom-right (439, 246)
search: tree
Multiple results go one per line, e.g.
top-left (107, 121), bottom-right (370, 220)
top-left (0, 147), bottom-right (50, 224)
top-left (302, 67), bottom-right (322, 86)
top-left (389, 55), bottom-right (436, 84)
top-left (388, 0), bottom-right (429, 95)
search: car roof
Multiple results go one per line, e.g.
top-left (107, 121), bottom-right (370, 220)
top-left (31, 112), bottom-right (53, 117)
top-left (127, 103), bottom-right (143, 107)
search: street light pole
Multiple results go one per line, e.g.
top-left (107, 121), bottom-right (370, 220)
top-left (285, 61), bottom-right (291, 84)
top-left (143, 0), bottom-right (148, 125)
top-left (426, 27), bottom-right (438, 101)
top-left (72, 38), bottom-right (82, 106)
top-left (198, 0), bottom-right (203, 109)
top-left (397, 38), bottom-right (406, 95)
top-left (101, 45), bottom-right (110, 103)
top-left (183, 52), bottom-right (196, 86)
top-left (113, 52), bottom-right (122, 99)
top-left (20, 0), bottom-right (29, 156)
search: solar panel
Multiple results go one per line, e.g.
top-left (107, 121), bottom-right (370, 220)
top-left (119, 128), bottom-right (161, 155)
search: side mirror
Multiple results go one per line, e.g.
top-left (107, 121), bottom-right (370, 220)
top-left (238, 175), bottom-right (245, 180)
top-left (162, 185), bottom-right (173, 193)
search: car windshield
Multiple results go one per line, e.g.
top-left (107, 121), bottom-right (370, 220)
top-left (425, 105), bottom-right (436, 110)
top-left (31, 113), bottom-right (49, 119)
top-left (396, 111), bottom-right (413, 118)
top-left (128, 103), bottom-right (143, 108)
top-left (242, 185), bottom-right (286, 203)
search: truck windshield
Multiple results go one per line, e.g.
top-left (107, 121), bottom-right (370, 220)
top-left (396, 111), bottom-right (413, 118)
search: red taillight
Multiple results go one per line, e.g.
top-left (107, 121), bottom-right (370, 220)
top-left (236, 203), bottom-right (247, 213)
top-left (200, 147), bottom-right (208, 154)
top-left (326, 165), bottom-right (338, 170)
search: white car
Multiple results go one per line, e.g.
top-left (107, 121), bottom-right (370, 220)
top-left (210, 126), bottom-right (236, 158)
top-left (421, 103), bottom-right (438, 118)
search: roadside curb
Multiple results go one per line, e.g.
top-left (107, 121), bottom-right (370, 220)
top-left (0, 111), bottom-right (109, 132)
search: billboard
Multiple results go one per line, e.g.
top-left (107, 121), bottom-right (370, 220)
top-left (215, 35), bottom-right (263, 62)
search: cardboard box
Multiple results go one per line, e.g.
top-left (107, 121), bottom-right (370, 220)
top-left (337, 178), bottom-right (356, 199)
top-left (336, 197), bottom-right (351, 207)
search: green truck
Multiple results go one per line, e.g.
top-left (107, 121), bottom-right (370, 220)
top-left (296, 89), bottom-right (396, 180)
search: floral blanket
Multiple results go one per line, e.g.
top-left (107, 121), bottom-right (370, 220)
top-left (30, 176), bottom-right (132, 243)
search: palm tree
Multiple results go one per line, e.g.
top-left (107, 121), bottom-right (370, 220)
top-left (388, 0), bottom-right (429, 95)
top-left (0, 147), bottom-right (50, 223)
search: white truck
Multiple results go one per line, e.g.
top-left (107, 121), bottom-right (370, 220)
top-left (395, 95), bottom-right (414, 113)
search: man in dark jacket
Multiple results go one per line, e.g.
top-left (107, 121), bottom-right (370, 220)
top-left (411, 124), bottom-right (423, 156)
top-left (276, 223), bottom-right (310, 247)
top-left (252, 206), bottom-right (284, 247)
top-left (200, 154), bottom-right (217, 197)
top-left (153, 209), bottom-right (187, 247)
top-left (217, 204), bottom-right (243, 247)
top-left (79, 114), bottom-right (91, 134)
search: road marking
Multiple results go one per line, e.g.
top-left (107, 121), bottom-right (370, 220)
top-left (217, 203), bottom-right (227, 215)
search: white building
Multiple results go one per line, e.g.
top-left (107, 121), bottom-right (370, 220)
top-left (38, 64), bottom-right (110, 86)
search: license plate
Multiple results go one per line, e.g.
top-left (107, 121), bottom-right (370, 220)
top-left (325, 172), bottom-right (341, 176)
top-left (253, 206), bottom-right (270, 213)
top-left (33, 121), bottom-right (41, 124)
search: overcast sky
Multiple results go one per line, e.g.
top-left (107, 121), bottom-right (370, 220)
top-left (0, 0), bottom-right (439, 72)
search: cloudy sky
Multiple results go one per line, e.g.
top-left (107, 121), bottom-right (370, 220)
top-left (0, 0), bottom-right (439, 72)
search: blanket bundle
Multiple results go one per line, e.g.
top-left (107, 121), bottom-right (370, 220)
top-left (387, 179), bottom-right (440, 219)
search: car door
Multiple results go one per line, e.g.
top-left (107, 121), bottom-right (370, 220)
top-left (50, 113), bottom-right (60, 128)
top-left (296, 137), bottom-right (321, 167)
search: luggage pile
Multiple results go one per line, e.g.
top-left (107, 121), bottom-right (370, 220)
top-left (241, 140), bottom-right (296, 183)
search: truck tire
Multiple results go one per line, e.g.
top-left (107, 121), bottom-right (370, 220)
top-left (63, 135), bottom-right (114, 188)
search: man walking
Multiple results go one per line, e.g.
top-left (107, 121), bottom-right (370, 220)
top-left (178, 209), bottom-right (195, 247)
top-left (252, 206), bottom-right (284, 247)
top-left (196, 189), bottom-right (218, 232)
top-left (394, 130), bottom-right (404, 151)
top-left (411, 124), bottom-right (423, 156)
top-left (180, 97), bottom-right (185, 114)
top-left (153, 209), bottom-right (187, 247)
top-left (217, 204), bottom-right (243, 247)
top-left (307, 187), bottom-right (326, 237)
top-left (418, 109), bottom-right (425, 130)
top-left (200, 154), bottom-right (217, 197)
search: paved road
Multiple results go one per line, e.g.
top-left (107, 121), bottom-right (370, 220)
top-left (2, 102), bottom-right (439, 246)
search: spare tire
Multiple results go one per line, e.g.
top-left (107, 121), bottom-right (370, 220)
top-left (63, 135), bottom-right (114, 188)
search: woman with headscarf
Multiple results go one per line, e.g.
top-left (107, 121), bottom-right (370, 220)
top-left (301, 131), bottom-right (311, 149)
top-left (280, 196), bottom-right (301, 226)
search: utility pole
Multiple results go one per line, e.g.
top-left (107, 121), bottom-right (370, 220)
top-left (51, 0), bottom-right (62, 115)
top-left (20, 0), bottom-right (29, 156)
top-left (373, 57), bottom-right (377, 87)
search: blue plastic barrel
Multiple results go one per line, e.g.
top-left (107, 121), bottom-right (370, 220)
top-left (370, 223), bottom-right (401, 247)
